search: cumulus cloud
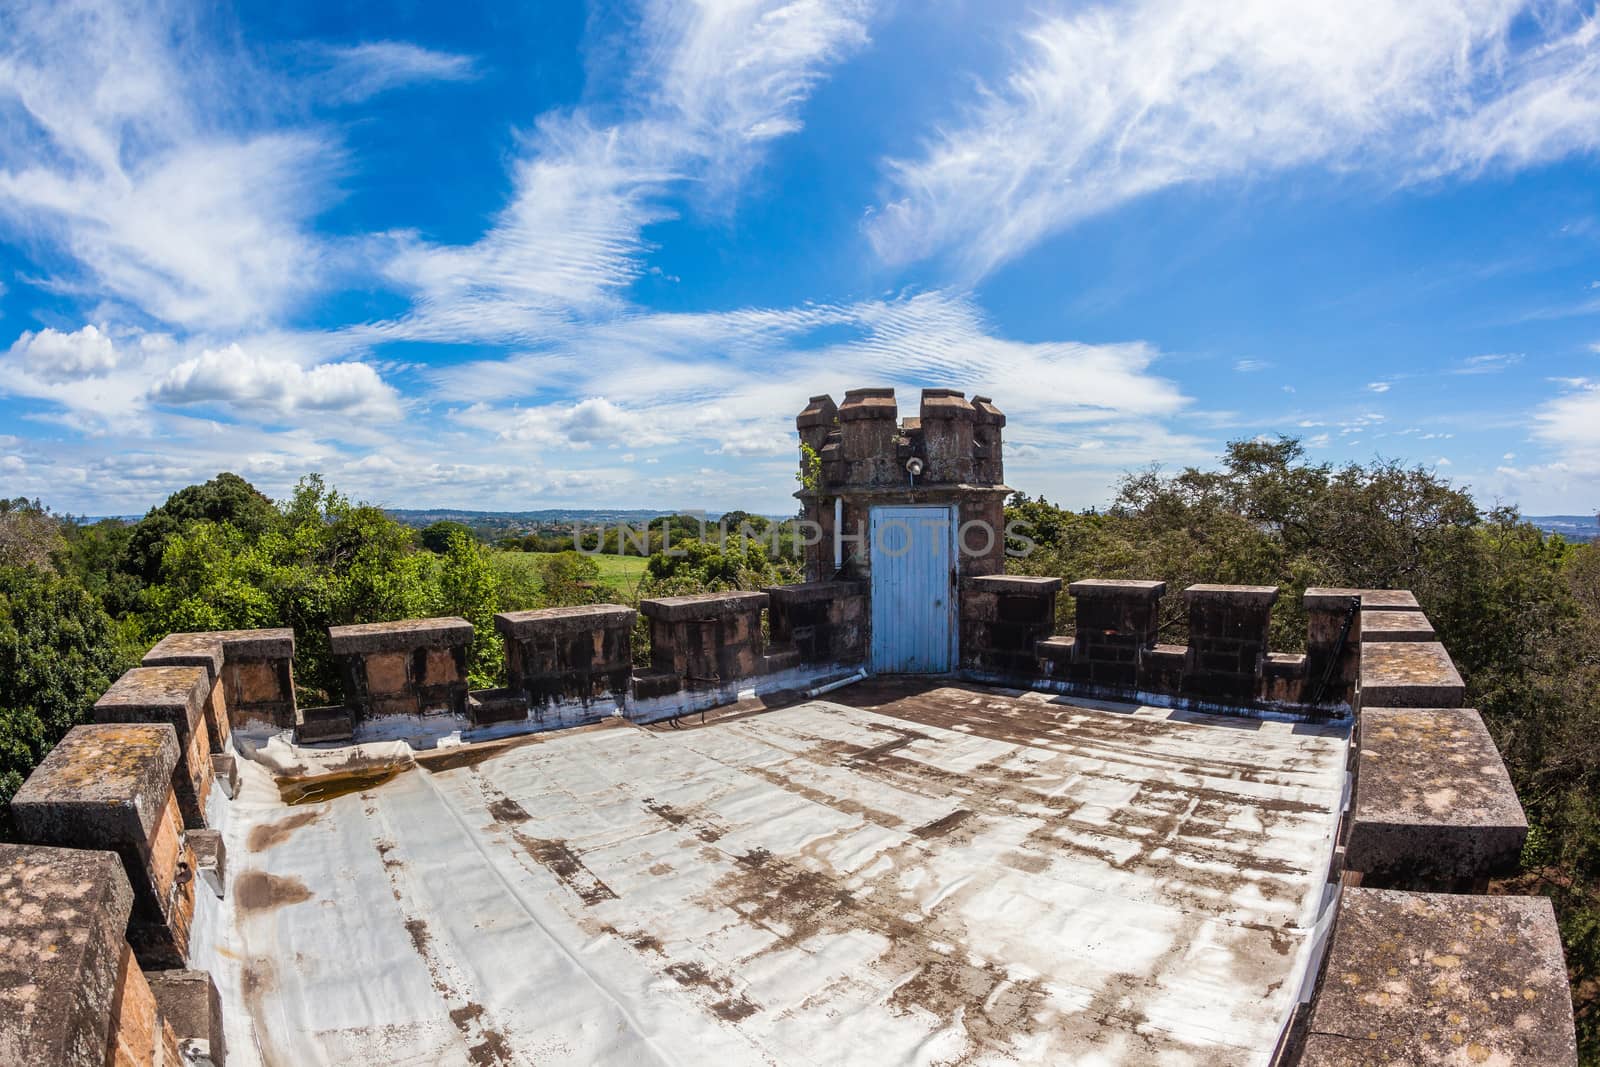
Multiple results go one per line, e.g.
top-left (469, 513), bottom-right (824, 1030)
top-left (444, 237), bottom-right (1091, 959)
top-left (869, 1), bottom-right (1600, 276)
top-left (152, 344), bottom-right (402, 418)
top-left (1534, 380), bottom-right (1600, 450)
top-left (8, 324), bottom-right (118, 382)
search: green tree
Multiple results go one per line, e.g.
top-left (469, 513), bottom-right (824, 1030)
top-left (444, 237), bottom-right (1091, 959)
top-left (432, 530), bottom-right (502, 688)
top-left (0, 565), bottom-right (125, 839)
top-left (420, 520), bottom-right (474, 554)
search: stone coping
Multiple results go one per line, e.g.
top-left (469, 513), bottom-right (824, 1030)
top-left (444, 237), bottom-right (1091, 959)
top-left (0, 844), bottom-right (135, 1067)
top-left (93, 665), bottom-right (209, 736)
top-left (920, 390), bottom-right (975, 420)
top-left (494, 604), bottom-right (636, 639)
top-left (11, 724), bottom-right (180, 846)
top-left (1304, 587), bottom-right (1422, 612)
top-left (968, 574), bottom-right (1063, 595)
top-left (1067, 578), bottom-right (1166, 597)
top-left (1359, 642), bottom-right (1465, 708)
top-left (796, 484), bottom-right (1013, 500)
top-left (1300, 888), bottom-right (1577, 1065)
top-left (142, 627), bottom-right (295, 680)
top-left (1182, 583), bottom-right (1279, 604)
top-left (1347, 708), bottom-right (1527, 879)
top-left (639, 591), bottom-right (769, 622)
top-left (1360, 610), bottom-right (1435, 642)
top-left (838, 388), bottom-right (897, 421)
top-left (970, 396), bottom-right (1005, 424)
top-left (328, 616), bottom-right (474, 655)
top-left (764, 580), bottom-right (866, 604)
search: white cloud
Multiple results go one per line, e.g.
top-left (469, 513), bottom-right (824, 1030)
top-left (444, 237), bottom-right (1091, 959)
top-left (1534, 380), bottom-right (1600, 450)
top-left (0, 2), bottom-right (340, 330)
top-left (8, 324), bottom-right (118, 382)
top-left (1367, 381), bottom-right (1391, 393)
top-left (153, 344), bottom-right (402, 418)
top-left (319, 41), bottom-right (477, 104)
top-left (870, 1), bottom-right (1600, 276)
top-left (1233, 359), bottom-right (1270, 372)
top-left (367, 0), bottom-right (874, 344)
top-left (1455, 352), bottom-right (1523, 373)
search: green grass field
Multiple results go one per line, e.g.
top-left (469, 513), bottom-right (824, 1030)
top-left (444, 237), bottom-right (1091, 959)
top-left (487, 549), bottom-right (650, 603)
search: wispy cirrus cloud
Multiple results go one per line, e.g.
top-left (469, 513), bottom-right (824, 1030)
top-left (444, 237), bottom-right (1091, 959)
top-left (368, 0), bottom-right (875, 344)
top-left (0, 1), bottom-right (341, 331)
top-left (316, 41), bottom-right (478, 104)
top-left (868, 1), bottom-right (1600, 278)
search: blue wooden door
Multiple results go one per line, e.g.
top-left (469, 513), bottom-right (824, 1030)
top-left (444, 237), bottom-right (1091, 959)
top-left (870, 505), bottom-right (955, 673)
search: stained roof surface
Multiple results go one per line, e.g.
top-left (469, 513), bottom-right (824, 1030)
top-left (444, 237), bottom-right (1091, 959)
top-left (212, 680), bottom-right (1348, 1066)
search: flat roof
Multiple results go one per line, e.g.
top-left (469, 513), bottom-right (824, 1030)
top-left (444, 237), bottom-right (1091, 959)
top-left (212, 680), bottom-right (1348, 1066)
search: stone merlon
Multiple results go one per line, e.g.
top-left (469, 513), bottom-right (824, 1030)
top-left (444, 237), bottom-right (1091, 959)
top-left (1359, 641), bottom-right (1466, 708)
top-left (11, 723), bottom-right (181, 850)
top-left (92, 665), bottom-right (208, 742)
top-left (1067, 578), bottom-right (1167, 598)
top-left (0, 844), bottom-right (136, 1067)
top-left (142, 627), bottom-right (295, 683)
top-left (1299, 888), bottom-right (1577, 1065)
top-left (1346, 707), bottom-right (1528, 884)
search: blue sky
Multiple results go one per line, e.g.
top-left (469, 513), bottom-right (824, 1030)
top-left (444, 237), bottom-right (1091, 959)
top-left (1, 1), bottom-right (1599, 517)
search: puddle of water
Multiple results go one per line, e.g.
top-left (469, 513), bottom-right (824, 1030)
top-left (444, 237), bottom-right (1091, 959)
top-left (276, 763), bottom-right (411, 805)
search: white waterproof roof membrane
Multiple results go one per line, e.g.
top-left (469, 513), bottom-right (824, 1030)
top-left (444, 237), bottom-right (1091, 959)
top-left (213, 680), bottom-right (1348, 1066)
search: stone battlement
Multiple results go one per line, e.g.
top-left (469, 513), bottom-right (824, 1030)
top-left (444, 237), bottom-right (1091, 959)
top-left (0, 385), bottom-right (1578, 1066)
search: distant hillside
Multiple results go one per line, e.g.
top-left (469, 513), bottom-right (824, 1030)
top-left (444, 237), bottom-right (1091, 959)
top-left (1527, 515), bottom-right (1599, 543)
top-left (384, 507), bottom-right (676, 527)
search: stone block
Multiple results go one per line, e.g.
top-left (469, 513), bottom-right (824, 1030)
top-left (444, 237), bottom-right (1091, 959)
top-left (0, 844), bottom-right (135, 1067)
top-left (1304, 587), bottom-right (1422, 612)
top-left (631, 669), bottom-right (681, 701)
top-left (11, 724), bottom-right (196, 969)
top-left (211, 752), bottom-right (239, 800)
top-left (1300, 888), bottom-right (1576, 1065)
top-left (1346, 708), bottom-right (1527, 886)
top-left (1140, 643), bottom-right (1187, 693)
top-left (296, 705), bottom-right (354, 744)
top-left (188, 829), bottom-right (226, 899)
top-left (1263, 651), bottom-right (1307, 704)
top-left (1360, 609), bottom-right (1435, 642)
top-left (467, 688), bottom-right (529, 726)
top-left (763, 645), bottom-right (802, 674)
top-left (1359, 641), bottom-right (1465, 708)
top-left (144, 969), bottom-right (225, 1066)
top-left (93, 666), bottom-right (212, 830)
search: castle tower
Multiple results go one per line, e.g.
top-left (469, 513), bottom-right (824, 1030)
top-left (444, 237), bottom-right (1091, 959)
top-left (794, 387), bottom-right (1009, 673)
